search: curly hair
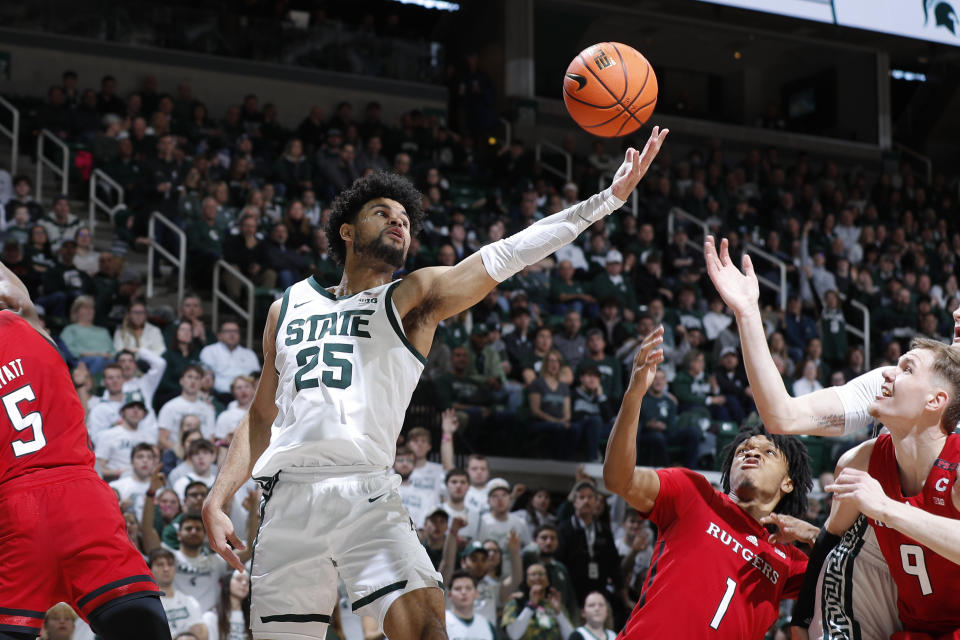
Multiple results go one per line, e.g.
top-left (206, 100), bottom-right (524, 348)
top-left (719, 424), bottom-right (812, 518)
top-left (324, 171), bottom-right (425, 265)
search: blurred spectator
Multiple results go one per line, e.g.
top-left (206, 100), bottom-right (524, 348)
top-left (556, 482), bottom-right (624, 624)
top-left (114, 300), bottom-right (165, 355)
top-left (214, 375), bottom-right (255, 445)
top-left (553, 312), bottom-right (587, 371)
top-left (7, 175), bottom-right (43, 221)
top-left (149, 548), bottom-right (209, 640)
top-left (158, 364), bottom-right (217, 448)
top-left (61, 295), bottom-right (114, 373)
top-left (202, 571), bottom-right (252, 640)
top-left (528, 350), bottom-right (577, 459)
top-left (95, 393), bottom-right (155, 481)
top-left (40, 196), bottom-right (82, 249)
top-left (577, 330), bottom-right (623, 404)
top-left (199, 320), bottom-right (261, 400)
top-left (792, 359), bottom-right (824, 397)
top-left (673, 350), bottom-right (731, 422)
top-left (446, 572), bottom-right (498, 640)
top-left (263, 222), bottom-right (311, 290)
top-left (636, 369), bottom-right (699, 468)
top-left (42, 602), bottom-right (78, 640)
top-left (170, 439), bottom-right (218, 499)
top-left (109, 442), bottom-right (157, 518)
top-left (440, 468), bottom-right (481, 541)
top-left (570, 365), bottom-right (613, 462)
top-left (500, 562), bottom-right (574, 640)
top-left (572, 592), bottom-right (618, 640)
top-left (397, 446), bottom-right (440, 529)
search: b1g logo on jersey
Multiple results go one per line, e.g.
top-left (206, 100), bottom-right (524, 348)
top-left (357, 296), bottom-right (378, 304)
top-left (591, 47), bottom-right (615, 71)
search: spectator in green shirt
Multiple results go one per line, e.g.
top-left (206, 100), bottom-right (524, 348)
top-left (60, 294), bottom-right (115, 374)
top-left (637, 369), bottom-right (700, 468)
top-left (590, 250), bottom-right (638, 322)
top-left (186, 197), bottom-right (226, 291)
top-left (575, 330), bottom-right (623, 404)
top-left (549, 260), bottom-right (596, 319)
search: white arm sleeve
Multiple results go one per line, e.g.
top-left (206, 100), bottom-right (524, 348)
top-left (479, 188), bottom-right (625, 282)
top-left (831, 367), bottom-right (884, 435)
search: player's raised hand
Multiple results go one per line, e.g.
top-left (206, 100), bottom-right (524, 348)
top-left (704, 236), bottom-right (760, 317)
top-left (627, 325), bottom-right (664, 395)
top-left (826, 468), bottom-right (890, 520)
top-left (610, 126), bottom-right (669, 201)
top-left (759, 513), bottom-right (819, 547)
top-left (203, 499), bottom-right (247, 573)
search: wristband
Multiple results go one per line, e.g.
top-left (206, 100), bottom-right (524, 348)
top-left (441, 434), bottom-right (452, 443)
top-left (146, 489), bottom-right (156, 498)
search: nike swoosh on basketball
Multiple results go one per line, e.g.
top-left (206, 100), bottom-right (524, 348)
top-left (566, 73), bottom-right (587, 91)
top-left (293, 300), bottom-right (311, 308)
top-left (368, 494), bottom-right (386, 503)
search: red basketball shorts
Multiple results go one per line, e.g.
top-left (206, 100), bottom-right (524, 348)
top-left (0, 466), bottom-right (160, 635)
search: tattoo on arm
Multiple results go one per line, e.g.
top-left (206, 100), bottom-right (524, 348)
top-left (812, 413), bottom-right (845, 434)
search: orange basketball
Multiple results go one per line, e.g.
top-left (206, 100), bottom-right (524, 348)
top-left (562, 42), bottom-right (658, 138)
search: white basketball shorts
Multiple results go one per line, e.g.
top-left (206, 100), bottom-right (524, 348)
top-left (810, 515), bottom-right (900, 640)
top-left (250, 468), bottom-right (443, 640)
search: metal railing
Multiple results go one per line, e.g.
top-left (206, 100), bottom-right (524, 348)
top-left (36, 129), bottom-right (69, 197)
top-left (840, 295), bottom-right (872, 371)
top-left (0, 96), bottom-right (19, 175)
top-left (666, 207), bottom-right (710, 252)
top-left (894, 142), bottom-right (932, 184)
top-left (146, 212), bottom-right (186, 307)
top-left (744, 242), bottom-right (788, 311)
top-left (599, 171), bottom-right (638, 217)
top-left (498, 117), bottom-right (512, 152)
top-left (212, 260), bottom-right (255, 350)
top-left (535, 140), bottom-right (572, 182)
top-left (88, 169), bottom-right (125, 231)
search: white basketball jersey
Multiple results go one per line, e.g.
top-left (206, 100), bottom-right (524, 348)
top-left (252, 277), bottom-right (425, 477)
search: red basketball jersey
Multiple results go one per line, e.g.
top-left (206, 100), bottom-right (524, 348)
top-left (619, 468), bottom-right (808, 640)
top-left (868, 433), bottom-right (960, 635)
top-left (0, 311), bottom-right (95, 489)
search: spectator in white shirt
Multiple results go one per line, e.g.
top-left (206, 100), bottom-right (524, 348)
top-left (150, 548), bottom-right (209, 640)
top-left (396, 446), bottom-right (441, 529)
top-left (213, 375), bottom-right (255, 443)
top-left (86, 363), bottom-right (128, 442)
top-left (110, 442), bottom-right (158, 517)
top-left (445, 571), bottom-right (498, 640)
top-left (157, 364), bottom-right (218, 450)
top-left (476, 478), bottom-right (531, 578)
top-left (202, 571), bottom-right (251, 640)
top-left (440, 468), bottom-right (481, 542)
top-left (464, 454), bottom-right (491, 515)
top-left (170, 439), bottom-right (219, 498)
top-left (114, 300), bottom-right (166, 355)
top-left (791, 359), bottom-right (824, 397)
top-left (199, 320), bottom-right (260, 401)
top-left (117, 347), bottom-right (167, 419)
top-left (407, 423), bottom-right (451, 497)
top-left (95, 394), bottom-right (157, 481)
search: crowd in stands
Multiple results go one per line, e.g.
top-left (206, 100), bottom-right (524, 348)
top-left (2, 64), bottom-right (958, 640)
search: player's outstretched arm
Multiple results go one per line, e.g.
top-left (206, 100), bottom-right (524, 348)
top-left (828, 465), bottom-right (960, 565)
top-left (603, 326), bottom-right (664, 514)
top-left (0, 259), bottom-right (53, 343)
top-left (394, 128), bottom-right (669, 336)
top-left (203, 299), bottom-right (281, 571)
top-left (704, 236), bottom-right (850, 436)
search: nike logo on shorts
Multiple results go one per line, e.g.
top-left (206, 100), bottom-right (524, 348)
top-left (368, 494), bottom-right (386, 503)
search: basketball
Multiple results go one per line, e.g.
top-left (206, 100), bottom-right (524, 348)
top-left (563, 42), bottom-right (658, 138)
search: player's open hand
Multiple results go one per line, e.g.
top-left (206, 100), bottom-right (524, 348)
top-left (826, 468), bottom-right (890, 520)
top-left (704, 236), bottom-right (760, 317)
top-left (627, 325), bottom-right (664, 395)
top-left (610, 126), bottom-right (669, 201)
top-left (202, 500), bottom-right (247, 573)
top-left (759, 513), bottom-right (819, 547)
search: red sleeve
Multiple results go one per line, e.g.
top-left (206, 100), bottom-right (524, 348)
top-left (646, 468), bottom-right (715, 529)
top-left (780, 545), bottom-right (810, 600)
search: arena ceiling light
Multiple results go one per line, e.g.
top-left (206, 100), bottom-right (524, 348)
top-left (390, 0), bottom-right (461, 11)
